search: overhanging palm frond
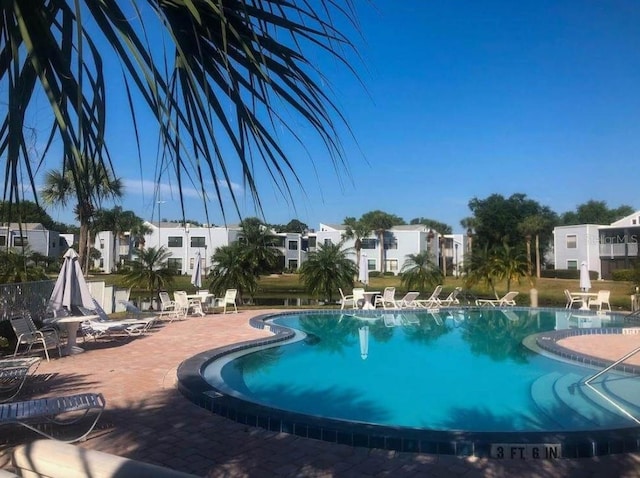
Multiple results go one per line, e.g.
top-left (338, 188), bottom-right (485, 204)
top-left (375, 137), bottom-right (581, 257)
top-left (1, 1), bottom-right (360, 222)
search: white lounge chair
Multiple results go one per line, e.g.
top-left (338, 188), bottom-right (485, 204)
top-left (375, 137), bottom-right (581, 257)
top-left (214, 289), bottom-right (238, 314)
top-left (394, 292), bottom-right (421, 308)
top-left (564, 289), bottom-right (584, 309)
top-left (415, 285), bottom-right (442, 308)
top-left (588, 290), bottom-right (611, 312)
top-left (0, 393), bottom-right (105, 443)
top-left (374, 287), bottom-right (397, 309)
top-left (440, 287), bottom-right (462, 307)
top-left (475, 291), bottom-right (519, 307)
top-left (10, 315), bottom-right (61, 362)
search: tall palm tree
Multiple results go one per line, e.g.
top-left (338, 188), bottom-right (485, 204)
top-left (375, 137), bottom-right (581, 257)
top-left (518, 215), bottom-right (549, 279)
top-left (94, 206), bottom-right (145, 271)
top-left (360, 211), bottom-right (401, 274)
top-left (238, 218), bottom-right (282, 276)
top-left (400, 251), bottom-right (443, 293)
top-left (41, 163), bottom-right (122, 273)
top-left (2, 2), bottom-right (359, 224)
top-left (123, 246), bottom-right (175, 309)
top-left (299, 241), bottom-right (356, 303)
top-left (342, 216), bottom-right (371, 267)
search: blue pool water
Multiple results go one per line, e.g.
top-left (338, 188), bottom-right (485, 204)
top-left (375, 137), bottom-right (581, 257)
top-left (202, 308), bottom-right (640, 433)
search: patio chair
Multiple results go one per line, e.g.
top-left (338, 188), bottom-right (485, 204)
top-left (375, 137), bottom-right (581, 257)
top-left (0, 392), bottom-right (106, 443)
top-left (214, 289), bottom-right (238, 314)
top-left (374, 287), bottom-right (397, 309)
top-left (339, 288), bottom-right (355, 310)
top-left (158, 291), bottom-right (182, 321)
top-left (588, 290), bottom-right (612, 312)
top-left (10, 314), bottom-right (61, 362)
top-left (394, 291), bottom-right (421, 308)
top-left (0, 357), bottom-right (40, 403)
top-left (174, 291), bottom-right (203, 317)
top-left (475, 291), bottom-right (519, 307)
top-left (564, 289), bottom-right (584, 309)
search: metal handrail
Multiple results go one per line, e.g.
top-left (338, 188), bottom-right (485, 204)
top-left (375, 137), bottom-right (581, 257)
top-left (583, 344), bottom-right (640, 425)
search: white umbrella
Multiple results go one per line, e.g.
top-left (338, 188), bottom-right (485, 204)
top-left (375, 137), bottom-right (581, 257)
top-left (579, 261), bottom-right (591, 292)
top-left (48, 249), bottom-right (95, 315)
top-left (191, 251), bottom-right (202, 289)
top-left (358, 254), bottom-right (369, 285)
top-left (358, 326), bottom-right (369, 360)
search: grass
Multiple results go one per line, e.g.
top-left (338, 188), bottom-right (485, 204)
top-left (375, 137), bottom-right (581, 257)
top-left (88, 272), bottom-right (638, 311)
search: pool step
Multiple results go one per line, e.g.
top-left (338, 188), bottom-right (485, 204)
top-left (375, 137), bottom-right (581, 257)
top-left (531, 372), bottom-right (640, 430)
top-left (553, 373), bottom-right (634, 428)
top-left (530, 372), bottom-right (592, 430)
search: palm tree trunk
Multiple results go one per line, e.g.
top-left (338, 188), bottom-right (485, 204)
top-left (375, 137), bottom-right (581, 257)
top-left (535, 234), bottom-right (541, 278)
top-left (378, 232), bottom-right (385, 273)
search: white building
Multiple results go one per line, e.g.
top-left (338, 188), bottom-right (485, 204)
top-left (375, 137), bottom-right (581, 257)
top-left (0, 223), bottom-right (65, 257)
top-left (553, 210), bottom-right (640, 280)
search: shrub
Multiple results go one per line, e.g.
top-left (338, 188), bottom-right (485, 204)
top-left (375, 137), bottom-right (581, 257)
top-left (368, 271), bottom-right (381, 278)
top-left (383, 271), bottom-right (395, 276)
top-left (541, 269), bottom-right (597, 280)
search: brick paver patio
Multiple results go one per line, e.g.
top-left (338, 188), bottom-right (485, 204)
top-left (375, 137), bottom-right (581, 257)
top-left (2, 310), bottom-right (640, 477)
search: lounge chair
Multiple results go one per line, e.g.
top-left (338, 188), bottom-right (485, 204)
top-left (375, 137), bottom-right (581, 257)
top-left (564, 289), bottom-right (584, 309)
top-left (588, 290), bottom-right (611, 312)
top-left (0, 357), bottom-right (40, 403)
top-left (10, 314), bottom-right (61, 362)
top-left (78, 304), bottom-right (157, 340)
top-left (475, 291), bottom-right (519, 307)
top-left (374, 287), bottom-right (397, 309)
top-left (415, 285), bottom-right (442, 308)
top-left (0, 393), bottom-right (105, 443)
top-left (213, 289), bottom-right (238, 314)
top-left (394, 291), bottom-right (421, 308)
top-left (440, 287), bottom-right (462, 307)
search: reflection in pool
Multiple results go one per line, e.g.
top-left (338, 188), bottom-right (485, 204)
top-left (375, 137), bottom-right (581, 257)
top-left (203, 308), bottom-right (640, 433)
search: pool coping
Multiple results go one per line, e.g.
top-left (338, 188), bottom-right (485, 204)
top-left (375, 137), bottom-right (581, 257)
top-left (177, 308), bottom-right (640, 459)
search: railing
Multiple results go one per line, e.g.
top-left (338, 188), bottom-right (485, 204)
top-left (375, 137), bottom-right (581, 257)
top-left (0, 280), bottom-right (55, 322)
top-left (583, 343), bottom-right (640, 425)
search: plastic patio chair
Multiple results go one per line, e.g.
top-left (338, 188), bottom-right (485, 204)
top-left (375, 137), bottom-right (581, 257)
top-left (10, 314), bottom-right (61, 362)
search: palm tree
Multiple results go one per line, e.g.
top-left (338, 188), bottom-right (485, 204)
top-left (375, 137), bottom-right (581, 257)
top-left (123, 246), bottom-right (175, 309)
top-left (360, 211), bottom-right (401, 274)
top-left (208, 243), bottom-right (258, 302)
top-left (2, 2), bottom-right (359, 224)
top-left (400, 251), bottom-right (443, 293)
top-left (238, 218), bottom-right (282, 276)
top-left (299, 241), bottom-right (357, 303)
top-left (94, 206), bottom-right (145, 271)
top-left (342, 217), bottom-right (371, 268)
top-left (41, 163), bottom-right (122, 274)
top-left (518, 215), bottom-right (549, 279)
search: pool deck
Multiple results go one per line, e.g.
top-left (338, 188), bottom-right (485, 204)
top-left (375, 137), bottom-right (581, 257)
top-left (2, 309), bottom-right (640, 477)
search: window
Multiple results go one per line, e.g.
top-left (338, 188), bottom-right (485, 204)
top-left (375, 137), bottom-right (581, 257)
top-left (288, 259), bottom-right (298, 269)
top-left (99, 258), bottom-right (104, 268)
top-left (168, 236), bottom-right (183, 247)
top-left (288, 241), bottom-right (298, 250)
top-left (384, 240), bottom-right (398, 250)
top-left (567, 260), bottom-right (578, 270)
top-left (566, 235), bottom-right (577, 249)
top-left (191, 236), bottom-right (205, 247)
top-left (385, 259), bottom-right (398, 272)
top-left (168, 258), bottom-right (183, 270)
top-left (361, 238), bottom-right (376, 249)
top-left (308, 237), bottom-right (316, 248)
top-left (0, 236), bottom-right (6, 247)
top-left (324, 238), bottom-right (332, 247)
top-left (367, 259), bottom-right (376, 271)
top-left (13, 236), bottom-right (28, 247)
top-left (189, 257), bottom-right (195, 270)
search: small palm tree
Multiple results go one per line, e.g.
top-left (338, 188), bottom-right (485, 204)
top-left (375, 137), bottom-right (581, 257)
top-left (0, 249), bottom-right (47, 283)
top-left (123, 246), bottom-right (175, 309)
top-left (342, 217), bottom-right (371, 267)
top-left (238, 218), bottom-right (282, 276)
top-left (208, 243), bottom-right (258, 302)
top-left (299, 241), bottom-right (356, 303)
top-left (400, 251), bottom-right (443, 293)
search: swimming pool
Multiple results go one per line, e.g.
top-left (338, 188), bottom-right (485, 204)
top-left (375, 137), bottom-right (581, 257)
top-left (178, 308), bottom-right (640, 457)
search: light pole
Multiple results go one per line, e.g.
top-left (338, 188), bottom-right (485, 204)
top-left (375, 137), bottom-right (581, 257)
top-left (157, 200), bottom-right (165, 248)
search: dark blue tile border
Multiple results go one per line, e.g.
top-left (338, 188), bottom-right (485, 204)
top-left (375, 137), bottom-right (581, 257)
top-left (176, 308), bottom-right (640, 458)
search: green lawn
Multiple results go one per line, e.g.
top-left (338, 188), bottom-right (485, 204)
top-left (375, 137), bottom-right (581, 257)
top-left (88, 272), bottom-right (637, 311)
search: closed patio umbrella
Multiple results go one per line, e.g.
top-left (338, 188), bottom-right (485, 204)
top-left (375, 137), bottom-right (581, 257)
top-left (191, 251), bottom-right (202, 289)
top-left (579, 261), bottom-right (591, 292)
top-left (358, 254), bottom-right (369, 285)
top-left (49, 249), bottom-right (95, 315)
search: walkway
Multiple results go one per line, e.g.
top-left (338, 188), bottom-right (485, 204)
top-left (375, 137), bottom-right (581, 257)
top-left (2, 310), bottom-right (640, 477)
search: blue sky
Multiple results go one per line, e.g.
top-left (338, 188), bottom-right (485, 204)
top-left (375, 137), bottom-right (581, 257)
top-left (39, 0), bottom-right (640, 232)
